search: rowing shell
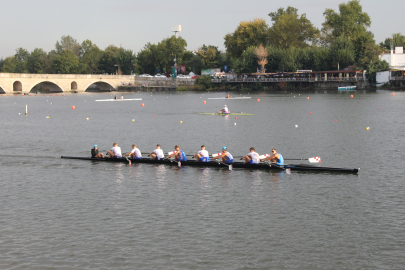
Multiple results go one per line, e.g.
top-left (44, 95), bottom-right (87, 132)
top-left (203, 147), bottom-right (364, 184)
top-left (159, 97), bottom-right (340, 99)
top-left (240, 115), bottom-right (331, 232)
top-left (61, 156), bottom-right (359, 174)
top-left (207, 97), bottom-right (251, 100)
top-left (95, 98), bottom-right (142, 101)
top-left (199, 113), bottom-right (254, 116)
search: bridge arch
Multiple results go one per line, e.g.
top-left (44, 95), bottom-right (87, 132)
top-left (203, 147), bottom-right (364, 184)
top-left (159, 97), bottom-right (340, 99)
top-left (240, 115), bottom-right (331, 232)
top-left (29, 81), bottom-right (64, 93)
top-left (0, 84), bottom-right (5, 94)
top-left (71, 81), bottom-right (77, 90)
top-left (84, 81), bottom-right (116, 92)
top-left (13, 81), bottom-right (22, 92)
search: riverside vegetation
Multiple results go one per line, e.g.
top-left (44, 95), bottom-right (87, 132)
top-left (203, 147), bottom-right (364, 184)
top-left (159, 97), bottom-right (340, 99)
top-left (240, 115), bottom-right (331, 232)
top-left (0, 0), bottom-right (397, 88)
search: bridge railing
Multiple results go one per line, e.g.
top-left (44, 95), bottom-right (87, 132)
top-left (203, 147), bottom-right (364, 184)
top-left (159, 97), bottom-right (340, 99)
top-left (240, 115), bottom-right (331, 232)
top-left (212, 77), bottom-right (362, 83)
top-left (0, 73), bottom-right (134, 80)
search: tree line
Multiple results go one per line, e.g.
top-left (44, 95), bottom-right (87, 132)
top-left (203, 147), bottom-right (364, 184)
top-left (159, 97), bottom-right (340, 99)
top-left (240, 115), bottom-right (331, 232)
top-left (0, 0), bottom-right (401, 81)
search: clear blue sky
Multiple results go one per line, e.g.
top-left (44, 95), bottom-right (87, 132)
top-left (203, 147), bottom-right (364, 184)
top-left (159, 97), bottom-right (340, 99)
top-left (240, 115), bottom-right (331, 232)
top-left (0, 0), bottom-right (402, 58)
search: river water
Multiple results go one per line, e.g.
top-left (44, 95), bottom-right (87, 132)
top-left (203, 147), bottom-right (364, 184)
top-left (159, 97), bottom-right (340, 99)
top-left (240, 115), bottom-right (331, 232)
top-left (1, 90), bottom-right (404, 269)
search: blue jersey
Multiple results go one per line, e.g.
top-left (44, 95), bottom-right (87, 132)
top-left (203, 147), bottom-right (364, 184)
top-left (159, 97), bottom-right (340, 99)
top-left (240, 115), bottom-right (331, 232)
top-left (178, 150), bottom-right (187, 161)
top-left (275, 153), bottom-right (284, 165)
top-left (226, 152), bottom-right (234, 163)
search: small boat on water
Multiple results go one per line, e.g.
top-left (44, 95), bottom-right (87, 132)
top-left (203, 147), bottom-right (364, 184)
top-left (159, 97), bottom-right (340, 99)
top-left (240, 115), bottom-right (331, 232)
top-left (199, 113), bottom-right (253, 116)
top-left (338, 86), bottom-right (356, 91)
top-left (208, 97), bottom-right (251, 100)
top-left (61, 156), bottom-right (359, 174)
top-left (95, 98), bottom-right (142, 101)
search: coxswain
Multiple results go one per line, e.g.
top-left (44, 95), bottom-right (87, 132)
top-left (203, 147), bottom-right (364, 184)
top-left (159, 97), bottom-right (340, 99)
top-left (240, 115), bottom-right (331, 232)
top-left (106, 142), bottom-right (122, 158)
top-left (240, 147), bottom-right (260, 164)
top-left (192, 145), bottom-right (210, 162)
top-left (124, 144), bottom-right (142, 159)
top-left (221, 105), bottom-right (230, 114)
top-left (166, 145), bottom-right (187, 161)
top-left (91, 145), bottom-right (105, 158)
top-left (149, 144), bottom-right (165, 160)
top-left (260, 148), bottom-right (284, 165)
top-left (211, 146), bottom-right (233, 164)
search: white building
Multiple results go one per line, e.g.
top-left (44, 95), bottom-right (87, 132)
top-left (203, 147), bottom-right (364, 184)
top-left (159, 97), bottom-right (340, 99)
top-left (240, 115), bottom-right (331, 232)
top-left (377, 46), bottom-right (405, 84)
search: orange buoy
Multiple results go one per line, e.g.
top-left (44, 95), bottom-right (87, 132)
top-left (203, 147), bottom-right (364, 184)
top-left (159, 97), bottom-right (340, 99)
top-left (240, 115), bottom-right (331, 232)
top-left (257, 99), bottom-right (260, 102)
top-left (356, 104), bottom-right (358, 105)
top-left (307, 97), bottom-right (309, 100)
top-left (203, 101), bottom-right (206, 104)
top-left (153, 115), bottom-right (155, 117)
top-left (141, 103), bottom-right (145, 106)
top-left (350, 95), bottom-right (353, 98)
top-left (309, 112), bottom-right (312, 114)
top-left (71, 106), bottom-right (75, 109)
top-left (334, 120), bottom-right (337, 122)
top-left (235, 117), bottom-right (237, 119)
top-left (392, 93), bottom-right (395, 96)
top-left (379, 108), bottom-right (381, 110)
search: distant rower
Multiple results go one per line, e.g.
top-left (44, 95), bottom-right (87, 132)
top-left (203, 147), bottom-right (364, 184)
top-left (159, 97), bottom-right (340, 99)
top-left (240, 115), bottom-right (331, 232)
top-left (121, 95), bottom-right (124, 100)
top-left (260, 148), bottom-right (284, 165)
top-left (221, 105), bottom-right (230, 114)
top-left (240, 147), bottom-right (260, 164)
top-left (107, 142), bottom-right (122, 158)
top-left (166, 145), bottom-right (187, 161)
top-left (192, 145), bottom-right (210, 162)
top-left (211, 147), bottom-right (233, 164)
top-left (226, 94), bottom-right (231, 98)
top-left (124, 144), bottom-right (142, 159)
top-left (149, 144), bottom-right (165, 160)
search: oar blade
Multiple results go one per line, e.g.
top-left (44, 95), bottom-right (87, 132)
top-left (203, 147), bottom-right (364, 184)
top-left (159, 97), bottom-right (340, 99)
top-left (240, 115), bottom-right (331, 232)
top-left (308, 156), bottom-right (321, 163)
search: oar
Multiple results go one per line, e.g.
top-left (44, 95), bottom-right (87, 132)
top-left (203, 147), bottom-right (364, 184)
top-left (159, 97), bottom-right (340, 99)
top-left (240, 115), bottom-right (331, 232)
top-left (285, 157), bottom-right (321, 163)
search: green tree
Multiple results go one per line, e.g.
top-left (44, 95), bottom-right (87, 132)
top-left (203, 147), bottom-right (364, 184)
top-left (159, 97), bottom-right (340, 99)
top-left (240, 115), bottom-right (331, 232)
top-left (27, 48), bottom-right (49, 74)
top-left (0, 57), bottom-right (4, 72)
top-left (98, 45), bottom-right (120, 74)
top-left (14, 48), bottom-right (29, 73)
top-left (1, 56), bottom-right (17, 73)
top-left (328, 36), bottom-right (355, 70)
top-left (379, 33), bottom-right (405, 50)
top-left (184, 54), bottom-right (203, 74)
top-left (231, 46), bottom-right (258, 73)
top-left (55, 35), bottom-right (82, 57)
top-left (50, 50), bottom-right (80, 74)
top-left (224, 18), bottom-right (269, 58)
top-left (322, 0), bottom-right (371, 43)
top-left (80, 40), bottom-right (102, 73)
top-left (195, 45), bottom-right (220, 69)
top-left (136, 46), bottom-right (155, 74)
top-left (268, 7), bottom-right (320, 48)
top-left (117, 48), bottom-right (135, 75)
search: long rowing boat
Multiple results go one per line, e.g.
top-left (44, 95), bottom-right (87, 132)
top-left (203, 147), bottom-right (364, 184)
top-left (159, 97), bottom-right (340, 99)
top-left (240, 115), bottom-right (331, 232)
top-left (95, 98), bottom-right (142, 101)
top-left (61, 156), bottom-right (359, 174)
top-left (208, 97), bottom-right (251, 100)
top-left (199, 113), bottom-right (254, 116)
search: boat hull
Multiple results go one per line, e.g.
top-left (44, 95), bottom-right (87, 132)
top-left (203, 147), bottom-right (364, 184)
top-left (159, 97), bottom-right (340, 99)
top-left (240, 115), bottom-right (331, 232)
top-left (199, 113), bottom-right (254, 116)
top-left (61, 156), bottom-right (359, 174)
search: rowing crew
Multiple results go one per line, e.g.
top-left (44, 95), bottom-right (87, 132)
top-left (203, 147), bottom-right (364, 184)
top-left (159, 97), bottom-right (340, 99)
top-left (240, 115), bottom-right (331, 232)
top-left (91, 143), bottom-right (282, 165)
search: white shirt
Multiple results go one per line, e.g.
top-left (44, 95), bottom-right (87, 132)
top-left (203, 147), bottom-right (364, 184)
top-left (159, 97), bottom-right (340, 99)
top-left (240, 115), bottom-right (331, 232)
top-left (131, 148), bottom-right (142, 158)
top-left (198, 149), bottom-right (209, 157)
top-left (223, 106), bottom-right (229, 112)
top-left (111, 146), bottom-right (122, 157)
top-left (153, 148), bottom-right (164, 159)
top-left (248, 151), bottom-right (260, 164)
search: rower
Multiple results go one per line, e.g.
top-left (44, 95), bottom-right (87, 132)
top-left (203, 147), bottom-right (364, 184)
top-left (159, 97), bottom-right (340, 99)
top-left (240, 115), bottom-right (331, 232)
top-left (121, 95), bottom-right (124, 100)
top-left (192, 145), bottom-right (210, 162)
top-left (221, 105), bottom-right (230, 114)
top-left (106, 142), bottom-right (122, 158)
top-left (260, 148), bottom-right (284, 165)
top-left (148, 144), bottom-right (165, 160)
top-left (240, 147), bottom-right (260, 164)
top-left (124, 144), bottom-right (142, 159)
top-left (91, 145), bottom-right (105, 158)
top-left (226, 94), bottom-right (231, 98)
top-left (114, 95), bottom-right (117, 100)
top-left (166, 145), bottom-right (187, 161)
top-left (211, 146), bottom-right (233, 164)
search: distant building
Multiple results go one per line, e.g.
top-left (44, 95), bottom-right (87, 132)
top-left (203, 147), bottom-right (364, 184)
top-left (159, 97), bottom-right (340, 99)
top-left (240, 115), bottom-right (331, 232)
top-left (377, 46), bottom-right (405, 84)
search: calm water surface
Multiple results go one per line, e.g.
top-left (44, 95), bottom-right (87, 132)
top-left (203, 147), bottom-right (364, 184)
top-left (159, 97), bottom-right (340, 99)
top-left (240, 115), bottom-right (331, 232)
top-left (1, 90), bottom-right (404, 269)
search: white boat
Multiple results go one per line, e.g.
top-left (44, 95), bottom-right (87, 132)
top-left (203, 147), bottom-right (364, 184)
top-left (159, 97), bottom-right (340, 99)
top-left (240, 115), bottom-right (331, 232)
top-left (207, 97), bottom-right (251, 100)
top-left (95, 98), bottom-right (142, 102)
top-left (338, 86), bottom-right (356, 91)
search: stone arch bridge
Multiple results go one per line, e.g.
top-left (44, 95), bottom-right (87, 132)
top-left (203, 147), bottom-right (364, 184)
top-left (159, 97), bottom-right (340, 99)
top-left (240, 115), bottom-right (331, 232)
top-left (0, 73), bottom-right (135, 94)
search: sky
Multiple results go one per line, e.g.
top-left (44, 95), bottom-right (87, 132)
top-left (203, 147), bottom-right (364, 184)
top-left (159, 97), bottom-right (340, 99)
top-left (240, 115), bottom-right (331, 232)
top-left (0, 0), bottom-right (403, 58)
